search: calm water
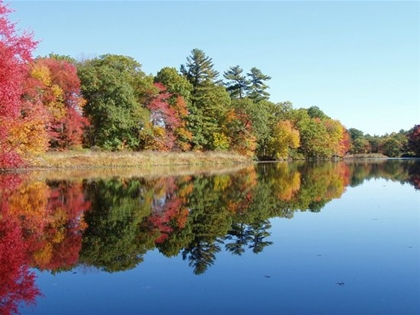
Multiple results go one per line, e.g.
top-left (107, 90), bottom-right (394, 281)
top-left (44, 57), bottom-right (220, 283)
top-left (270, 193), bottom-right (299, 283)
top-left (1, 160), bottom-right (419, 315)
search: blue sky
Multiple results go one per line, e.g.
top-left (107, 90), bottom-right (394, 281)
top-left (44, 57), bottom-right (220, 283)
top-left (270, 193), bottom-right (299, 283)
top-left (7, 0), bottom-right (420, 136)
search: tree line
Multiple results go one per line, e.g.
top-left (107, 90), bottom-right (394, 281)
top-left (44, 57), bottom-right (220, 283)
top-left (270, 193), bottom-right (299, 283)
top-left (1, 2), bottom-right (419, 168)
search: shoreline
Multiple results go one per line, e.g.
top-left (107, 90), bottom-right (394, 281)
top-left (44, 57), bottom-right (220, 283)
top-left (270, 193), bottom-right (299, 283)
top-left (3, 151), bottom-right (414, 172)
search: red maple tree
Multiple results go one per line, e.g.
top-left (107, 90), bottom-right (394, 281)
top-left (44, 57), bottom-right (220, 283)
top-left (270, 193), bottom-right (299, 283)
top-left (0, 1), bottom-right (37, 168)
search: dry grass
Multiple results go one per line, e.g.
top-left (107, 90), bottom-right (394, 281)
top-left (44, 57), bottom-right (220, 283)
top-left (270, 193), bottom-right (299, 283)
top-left (13, 150), bottom-right (254, 180)
top-left (344, 153), bottom-right (389, 159)
top-left (17, 163), bottom-right (256, 181)
top-left (24, 150), bottom-right (253, 169)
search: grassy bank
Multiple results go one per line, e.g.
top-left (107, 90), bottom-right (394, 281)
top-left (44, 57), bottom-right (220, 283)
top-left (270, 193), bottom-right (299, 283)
top-left (23, 150), bottom-right (253, 170)
top-left (344, 153), bottom-right (389, 159)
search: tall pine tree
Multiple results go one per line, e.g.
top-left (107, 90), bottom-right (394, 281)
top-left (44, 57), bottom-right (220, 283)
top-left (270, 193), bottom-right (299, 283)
top-left (180, 49), bottom-right (230, 150)
top-left (247, 67), bottom-right (271, 103)
top-left (223, 65), bottom-right (250, 99)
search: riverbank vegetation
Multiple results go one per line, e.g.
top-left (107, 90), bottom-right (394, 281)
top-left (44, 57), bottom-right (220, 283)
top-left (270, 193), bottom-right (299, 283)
top-left (25, 150), bottom-right (253, 169)
top-left (1, 2), bottom-right (419, 169)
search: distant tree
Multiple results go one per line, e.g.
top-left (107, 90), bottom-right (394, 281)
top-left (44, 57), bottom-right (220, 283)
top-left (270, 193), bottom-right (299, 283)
top-left (307, 106), bottom-right (330, 120)
top-left (365, 135), bottom-right (381, 153)
top-left (407, 125), bottom-right (420, 156)
top-left (323, 119), bottom-right (349, 156)
top-left (247, 67), bottom-right (271, 102)
top-left (47, 53), bottom-right (77, 63)
top-left (348, 128), bottom-right (364, 141)
top-left (380, 137), bottom-right (402, 157)
top-left (223, 65), bottom-right (250, 99)
top-left (273, 101), bottom-right (294, 120)
top-left (180, 48), bottom-right (219, 86)
top-left (339, 127), bottom-right (351, 156)
top-left (299, 119), bottom-right (329, 158)
top-left (352, 137), bottom-right (371, 154)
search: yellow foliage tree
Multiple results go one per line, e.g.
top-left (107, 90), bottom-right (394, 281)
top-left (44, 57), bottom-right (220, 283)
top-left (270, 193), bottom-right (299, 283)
top-left (212, 132), bottom-right (230, 150)
top-left (30, 61), bottom-right (66, 120)
top-left (8, 104), bottom-right (50, 157)
top-left (269, 120), bottom-right (300, 159)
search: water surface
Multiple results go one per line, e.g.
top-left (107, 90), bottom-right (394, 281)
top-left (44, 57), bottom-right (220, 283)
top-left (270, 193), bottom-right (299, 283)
top-left (0, 160), bottom-right (419, 315)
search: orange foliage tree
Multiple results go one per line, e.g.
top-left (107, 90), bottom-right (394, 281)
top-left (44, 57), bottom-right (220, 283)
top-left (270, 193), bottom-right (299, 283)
top-left (25, 57), bottom-right (90, 150)
top-left (224, 108), bottom-right (257, 156)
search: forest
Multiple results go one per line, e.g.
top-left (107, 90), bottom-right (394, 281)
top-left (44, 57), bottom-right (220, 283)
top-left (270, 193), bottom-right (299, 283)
top-left (1, 1), bottom-right (419, 169)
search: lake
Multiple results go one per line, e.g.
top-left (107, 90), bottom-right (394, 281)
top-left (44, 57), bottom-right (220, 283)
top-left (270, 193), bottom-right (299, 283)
top-left (1, 160), bottom-right (419, 315)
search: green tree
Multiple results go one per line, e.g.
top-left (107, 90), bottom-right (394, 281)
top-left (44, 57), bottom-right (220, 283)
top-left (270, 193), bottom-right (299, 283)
top-left (352, 137), bottom-right (371, 154)
top-left (223, 65), bottom-right (250, 99)
top-left (78, 55), bottom-right (150, 150)
top-left (154, 67), bottom-right (192, 102)
top-left (180, 49), bottom-right (230, 150)
top-left (407, 125), bottom-right (420, 156)
top-left (230, 98), bottom-right (275, 157)
top-left (307, 106), bottom-right (329, 120)
top-left (273, 101), bottom-right (294, 121)
top-left (180, 48), bottom-right (219, 86)
top-left (380, 137), bottom-right (402, 157)
top-left (348, 128), bottom-right (364, 141)
top-left (47, 53), bottom-right (77, 63)
top-left (366, 135), bottom-right (381, 153)
top-left (247, 67), bottom-right (271, 103)
top-left (348, 128), bottom-right (368, 154)
top-left (297, 114), bottom-right (331, 158)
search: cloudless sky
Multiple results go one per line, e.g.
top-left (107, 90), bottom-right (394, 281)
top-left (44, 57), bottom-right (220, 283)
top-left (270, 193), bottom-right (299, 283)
top-left (7, 0), bottom-right (420, 136)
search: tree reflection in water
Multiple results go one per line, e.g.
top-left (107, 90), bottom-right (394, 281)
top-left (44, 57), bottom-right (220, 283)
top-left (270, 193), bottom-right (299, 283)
top-left (0, 159), bottom-right (419, 310)
top-left (0, 175), bottom-right (41, 315)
